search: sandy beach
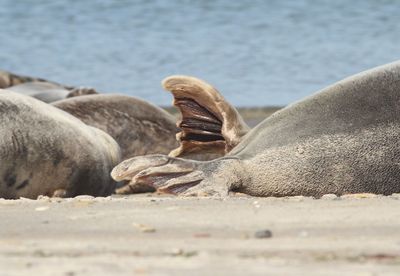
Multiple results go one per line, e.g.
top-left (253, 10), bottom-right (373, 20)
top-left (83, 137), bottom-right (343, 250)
top-left (2, 1), bottom-right (400, 275)
top-left (1, 194), bottom-right (400, 275)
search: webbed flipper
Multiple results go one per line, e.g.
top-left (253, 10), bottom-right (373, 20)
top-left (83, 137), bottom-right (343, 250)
top-left (163, 75), bottom-right (250, 160)
top-left (111, 154), bottom-right (213, 195)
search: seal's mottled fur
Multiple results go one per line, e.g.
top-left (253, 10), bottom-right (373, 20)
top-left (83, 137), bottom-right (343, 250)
top-left (0, 91), bottom-right (120, 199)
top-left (53, 94), bottom-right (179, 160)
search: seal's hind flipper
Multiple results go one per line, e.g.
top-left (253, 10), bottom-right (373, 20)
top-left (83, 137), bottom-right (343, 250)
top-left (111, 154), bottom-right (207, 195)
top-left (163, 76), bottom-right (249, 160)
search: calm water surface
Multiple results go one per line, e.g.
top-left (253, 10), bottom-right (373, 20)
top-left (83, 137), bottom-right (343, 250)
top-left (1, 0), bottom-right (399, 106)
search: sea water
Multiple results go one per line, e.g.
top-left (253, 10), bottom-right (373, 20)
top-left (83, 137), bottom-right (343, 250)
top-left (1, 0), bottom-right (399, 106)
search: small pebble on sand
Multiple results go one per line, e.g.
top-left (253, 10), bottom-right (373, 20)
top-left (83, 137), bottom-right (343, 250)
top-left (321, 194), bottom-right (338, 200)
top-left (287, 195), bottom-right (316, 201)
top-left (390, 193), bottom-right (400, 199)
top-left (37, 195), bottom-right (51, 202)
top-left (341, 193), bottom-right (379, 199)
top-left (35, 206), bottom-right (49, 211)
top-left (168, 248), bottom-right (198, 257)
top-left (93, 196), bottom-right (112, 202)
top-left (254, 229), bottom-right (273, 239)
top-left (73, 195), bottom-right (95, 201)
top-left (19, 197), bottom-right (35, 201)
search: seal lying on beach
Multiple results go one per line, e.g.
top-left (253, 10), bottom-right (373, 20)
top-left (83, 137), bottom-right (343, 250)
top-left (1, 70), bottom-right (179, 159)
top-left (0, 91), bottom-right (120, 199)
top-left (0, 70), bottom-right (97, 102)
top-left (52, 94), bottom-right (179, 160)
top-left (112, 61), bottom-right (400, 197)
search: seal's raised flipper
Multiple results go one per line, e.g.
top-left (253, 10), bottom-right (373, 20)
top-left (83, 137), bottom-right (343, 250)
top-left (162, 76), bottom-right (250, 160)
top-left (111, 154), bottom-right (230, 196)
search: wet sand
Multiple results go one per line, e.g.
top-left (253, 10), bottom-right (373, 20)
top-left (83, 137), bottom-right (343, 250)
top-left (1, 194), bottom-right (400, 275)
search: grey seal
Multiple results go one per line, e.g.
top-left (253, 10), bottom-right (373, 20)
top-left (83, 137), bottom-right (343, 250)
top-left (52, 94), bottom-right (179, 160)
top-left (0, 70), bottom-right (97, 103)
top-left (0, 91), bottom-right (121, 199)
top-left (112, 61), bottom-right (400, 197)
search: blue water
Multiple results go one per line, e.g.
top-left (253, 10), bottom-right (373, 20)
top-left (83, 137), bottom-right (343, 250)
top-left (1, 0), bottom-right (400, 106)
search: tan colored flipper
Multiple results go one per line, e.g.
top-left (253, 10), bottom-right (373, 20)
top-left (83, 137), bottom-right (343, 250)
top-left (163, 75), bottom-right (250, 160)
top-left (111, 154), bottom-right (229, 196)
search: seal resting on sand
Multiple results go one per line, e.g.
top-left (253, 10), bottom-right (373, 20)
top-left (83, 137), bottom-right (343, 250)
top-left (0, 70), bottom-right (178, 158)
top-left (0, 70), bottom-right (97, 103)
top-left (0, 91), bottom-right (120, 199)
top-left (52, 94), bottom-right (179, 160)
top-left (112, 61), bottom-right (400, 197)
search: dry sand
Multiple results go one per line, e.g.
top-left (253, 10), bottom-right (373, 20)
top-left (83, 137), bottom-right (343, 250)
top-left (1, 194), bottom-right (400, 276)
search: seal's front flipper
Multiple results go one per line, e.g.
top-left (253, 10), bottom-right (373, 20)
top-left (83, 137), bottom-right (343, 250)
top-left (111, 154), bottom-right (203, 195)
top-left (163, 76), bottom-right (250, 160)
top-left (111, 154), bottom-right (228, 196)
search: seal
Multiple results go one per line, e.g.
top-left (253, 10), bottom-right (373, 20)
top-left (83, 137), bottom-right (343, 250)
top-left (112, 61), bottom-right (400, 197)
top-left (0, 91), bottom-right (121, 199)
top-left (0, 70), bottom-right (97, 102)
top-left (52, 94), bottom-right (179, 160)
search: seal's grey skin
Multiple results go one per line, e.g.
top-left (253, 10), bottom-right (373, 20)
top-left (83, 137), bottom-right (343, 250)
top-left (52, 94), bottom-right (179, 160)
top-left (0, 91), bottom-right (121, 199)
top-left (112, 61), bottom-right (400, 197)
top-left (0, 70), bottom-right (97, 103)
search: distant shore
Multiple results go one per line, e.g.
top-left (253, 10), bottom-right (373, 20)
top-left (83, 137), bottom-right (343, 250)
top-left (163, 106), bottom-right (282, 127)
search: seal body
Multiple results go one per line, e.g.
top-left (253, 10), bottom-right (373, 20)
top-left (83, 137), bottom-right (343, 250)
top-left (5, 82), bottom-right (71, 103)
top-left (0, 91), bottom-right (121, 199)
top-left (227, 60), bottom-right (400, 196)
top-left (1, 70), bottom-right (97, 103)
top-left (112, 61), bottom-right (400, 197)
top-left (52, 94), bottom-right (179, 160)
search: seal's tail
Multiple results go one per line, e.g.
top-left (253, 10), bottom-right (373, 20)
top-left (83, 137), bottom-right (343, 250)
top-left (162, 75), bottom-right (250, 160)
